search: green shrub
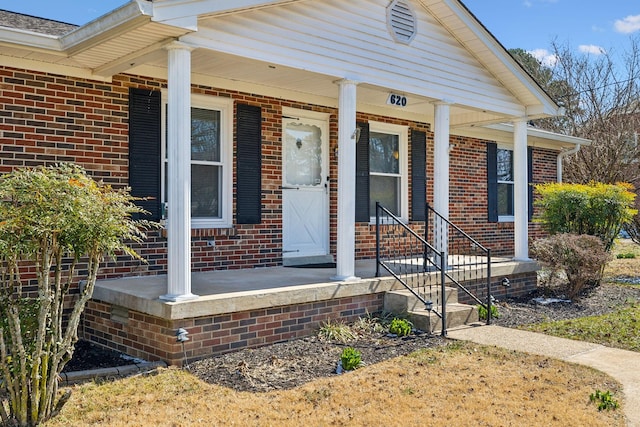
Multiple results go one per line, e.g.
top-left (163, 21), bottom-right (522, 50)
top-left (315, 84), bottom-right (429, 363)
top-left (340, 347), bottom-right (362, 371)
top-left (0, 164), bottom-right (154, 425)
top-left (477, 304), bottom-right (499, 321)
top-left (616, 252), bottom-right (636, 259)
top-left (534, 182), bottom-right (637, 251)
top-left (531, 233), bottom-right (611, 299)
top-left (389, 318), bottom-right (412, 337)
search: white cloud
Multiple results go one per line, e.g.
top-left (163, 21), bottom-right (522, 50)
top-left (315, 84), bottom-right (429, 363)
top-left (614, 15), bottom-right (640, 34)
top-left (529, 48), bottom-right (558, 67)
top-left (578, 44), bottom-right (606, 55)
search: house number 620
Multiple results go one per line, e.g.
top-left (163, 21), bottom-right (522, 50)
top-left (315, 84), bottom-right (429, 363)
top-left (387, 93), bottom-right (408, 107)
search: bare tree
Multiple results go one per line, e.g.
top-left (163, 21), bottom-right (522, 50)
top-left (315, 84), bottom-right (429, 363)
top-left (511, 38), bottom-right (640, 242)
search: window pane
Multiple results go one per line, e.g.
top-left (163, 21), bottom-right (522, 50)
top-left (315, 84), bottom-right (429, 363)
top-left (370, 132), bottom-right (399, 174)
top-left (370, 175), bottom-right (400, 215)
top-left (497, 149), bottom-right (513, 182)
top-left (497, 183), bottom-right (514, 216)
top-left (192, 164), bottom-right (221, 218)
top-left (191, 107), bottom-right (220, 162)
top-left (284, 123), bottom-right (323, 186)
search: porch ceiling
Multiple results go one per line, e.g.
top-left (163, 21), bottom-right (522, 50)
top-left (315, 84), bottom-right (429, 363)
top-left (130, 47), bottom-right (500, 127)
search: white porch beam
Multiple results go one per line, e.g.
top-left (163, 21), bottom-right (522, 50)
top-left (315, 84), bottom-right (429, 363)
top-left (93, 39), bottom-right (170, 78)
top-left (161, 42), bottom-right (198, 302)
top-left (433, 101), bottom-right (452, 263)
top-left (333, 79), bottom-right (360, 281)
top-left (513, 118), bottom-right (530, 260)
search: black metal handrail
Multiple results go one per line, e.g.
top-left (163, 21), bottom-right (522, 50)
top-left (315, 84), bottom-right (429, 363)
top-left (375, 203), bottom-right (447, 336)
top-left (425, 203), bottom-right (493, 324)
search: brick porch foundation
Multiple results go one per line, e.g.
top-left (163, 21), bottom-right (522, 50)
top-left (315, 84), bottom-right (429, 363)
top-left (80, 261), bottom-right (538, 366)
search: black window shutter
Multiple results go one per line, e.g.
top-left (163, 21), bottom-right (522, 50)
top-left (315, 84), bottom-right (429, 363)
top-left (129, 88), bottom-right (161, 221)
top-left (355, 122), bottom-right (370, 222)
top-left (411, 129), bottom-right (427, 221)
top-left (528, 146), bottom-right (534, 221)
top-left (236, 104), bottom-right (262, 224)
top-left (487, 142), bottom-right (498, 223)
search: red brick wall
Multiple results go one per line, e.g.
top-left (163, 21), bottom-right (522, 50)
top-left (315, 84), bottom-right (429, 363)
top-left (81, 293), bottom-right (385, 366)
top-left (456, 271), bottom-right (538, 304)
top-left (1, 65), bottom-right (558, 277)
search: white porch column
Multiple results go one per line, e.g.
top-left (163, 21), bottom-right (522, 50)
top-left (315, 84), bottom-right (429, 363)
top-left (161, 42), bottom-right (197, 301)
top-left (513, 118), bottom-right (530, 260)
top-left (333, 79), bottom-right (360, 281)
top-left (432, 101), bottom-right (452, 264)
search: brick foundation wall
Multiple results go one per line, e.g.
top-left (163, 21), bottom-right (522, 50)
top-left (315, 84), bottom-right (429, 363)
top-left (456, 271), bottom-right (538, 305)
top-left (1, 65), bottom-right (558, 279)
top-left (81, 269), bottom-right (537, 365)
top-left (81, 293), bottom-right (385, 366)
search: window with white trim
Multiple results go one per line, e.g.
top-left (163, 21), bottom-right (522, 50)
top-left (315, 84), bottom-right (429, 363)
top-left (497, 147), bottom-right (514, 220)
top-left (369, 122), bottom-right (408, 221)
top-left (161, 93), bottom-right (233, 228)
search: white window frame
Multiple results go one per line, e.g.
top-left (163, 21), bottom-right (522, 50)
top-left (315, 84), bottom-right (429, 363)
top-left (161, 91), bottom-right (233, 228)
top-left (369, 121), bottom-right (409, 223)
top-left (497, 145), bottom-right (515, 223)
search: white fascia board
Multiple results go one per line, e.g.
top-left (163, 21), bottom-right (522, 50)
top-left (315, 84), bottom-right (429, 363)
top-left (150, 0), bottom-right (300, 22)
top-left (437, 0), bottom-right (561, 117)
top-left (0, 27), bottom-right (63, 52)
top-left (60, 1), bottom-right (153, 53)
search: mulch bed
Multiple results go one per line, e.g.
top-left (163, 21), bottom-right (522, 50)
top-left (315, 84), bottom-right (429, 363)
top-left (66, 282), bottom-right (640, 392)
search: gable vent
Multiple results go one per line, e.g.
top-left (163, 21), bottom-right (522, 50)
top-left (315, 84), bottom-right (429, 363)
top-left (387, 0), bottom-right (417, 44)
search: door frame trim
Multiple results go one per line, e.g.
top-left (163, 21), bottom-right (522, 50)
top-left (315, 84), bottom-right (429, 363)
top-left (281, 107), bottom-right (331, 261)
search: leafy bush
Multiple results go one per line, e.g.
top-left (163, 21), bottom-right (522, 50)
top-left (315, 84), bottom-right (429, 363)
top-left (0, 164), bottom-right (155, 426)
top-left (534, 182), bottom-right (637, 251)
top-left (477, 304), bottom-right (499, 321)
top-left (389, 318), bottom-right (412, 337)
top-left (531, 234), bottom-right (611, 299)
top-left (340, 347), bottom-right (363, 371)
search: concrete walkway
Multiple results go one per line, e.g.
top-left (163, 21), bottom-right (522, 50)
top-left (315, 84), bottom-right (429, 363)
top-left (448, 325), bottom-right (640, 427)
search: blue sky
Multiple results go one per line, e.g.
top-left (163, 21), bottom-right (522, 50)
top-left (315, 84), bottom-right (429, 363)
top-left (3, 0), bottom-right (640, 66)
top-left (463, 0), bottom-right (640, 66)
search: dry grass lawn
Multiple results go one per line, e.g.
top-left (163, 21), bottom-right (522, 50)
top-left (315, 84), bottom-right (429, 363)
top-left (605, 239), bottom-right (640, 279)
top-left (46, 342), bottom-right (624, 427)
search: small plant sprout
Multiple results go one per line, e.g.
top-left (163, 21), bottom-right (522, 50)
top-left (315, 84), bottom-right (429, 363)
top-left (590, 389), bottom-right (620, 411)
top-left (340, 347), bottom-right (363, 371)
top-left (477, 304), bottom-right (500, 321)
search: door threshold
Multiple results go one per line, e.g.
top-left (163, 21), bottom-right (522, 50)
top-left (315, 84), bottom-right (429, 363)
top-left (283, 255), bottom-right (334, 267)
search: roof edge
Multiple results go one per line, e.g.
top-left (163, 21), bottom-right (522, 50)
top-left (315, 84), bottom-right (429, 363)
top-left (60, 1), bottom-right (153, 53)
top-left (453, 0), bottom-right (562, 117)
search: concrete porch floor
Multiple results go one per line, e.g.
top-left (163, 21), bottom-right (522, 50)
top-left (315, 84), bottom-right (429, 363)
top-left (92, 256), bottom-right (532, 322)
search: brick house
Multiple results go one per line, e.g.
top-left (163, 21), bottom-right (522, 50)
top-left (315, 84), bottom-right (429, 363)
top-left (0, 1), bottom-right (588, 364)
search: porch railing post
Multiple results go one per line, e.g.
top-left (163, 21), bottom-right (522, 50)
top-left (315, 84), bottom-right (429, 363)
top-left (440, 250), bottom-right (447, 337)
top-left (375, 202), bottom-right (381, 278)
top-left (424, 202), bottom-right (430, 272)
top-left (486, 248), bottom-right (492, 325)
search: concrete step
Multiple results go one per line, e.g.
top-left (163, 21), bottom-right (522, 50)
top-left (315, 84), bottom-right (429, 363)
top-left (408, 303), bottom-right (479, 334)
top-left (384, 286), bottom-right (459, 313)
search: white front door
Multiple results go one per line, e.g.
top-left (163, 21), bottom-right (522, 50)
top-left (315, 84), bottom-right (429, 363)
top-left (282, 113), bottom-right (329, 262)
